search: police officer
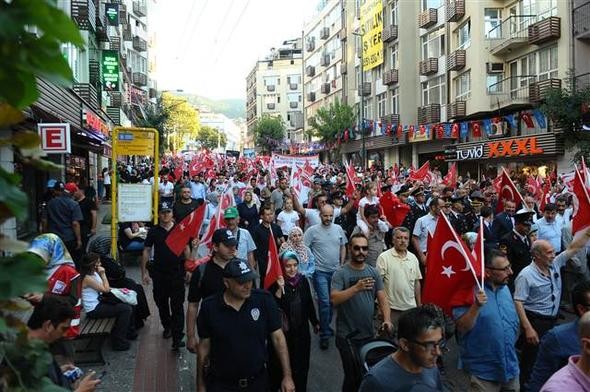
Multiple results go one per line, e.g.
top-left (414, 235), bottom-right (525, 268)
top-left (448, 194), bottom-right (469, 235)
top-left (141, 201), bottom-right (190, 350)
top-left (401, 187), bottom-right (428, 237)
top-left (499, 209), bottom-right (534, 288)
top-left (464, 190), bottom-right (485, 232)
top-left (197, 258), bottom-right (295, 392)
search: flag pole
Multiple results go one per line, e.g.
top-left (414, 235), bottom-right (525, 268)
top-left (479, 216), bottom-right (485, 289)
top-left (502, 167), bottom-right (526, 207)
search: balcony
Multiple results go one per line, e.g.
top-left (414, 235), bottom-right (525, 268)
top-left (306, 39), bottom-right (315, 52)
top-left (382, 24), bottom-right (398, 43)
top-left (447, 49), bottom-right (466, 71)
top-left (382, 114), bottom-right (400, 126)
top-left (109, 92), bottom-right (123, 107)
top-left (574, 2), bottom-right (590, 40)
top-left (487, 75), bottom-right (538, 108)
top-left (133, 36), bottom-right (147, 52)
top-left (575, 73), bottom-right (590, 91)
top-left (529, 78), bottom-right (562, 102)
top-left (110, 36), bottom-right (121, 51)
top-left (266, 103), bottom-right (276, 110)
top-left (488, 15), bottom-right (536, 56)
top-left (358, 82), bottom-right (371, 96)
top-left (88, 60), bottom-right (100, 87)
top-left (95, 3), bottom-right (109, 42)
top-left (419, 58), bottom-right (438, 76)
top-left (289, 83), bottom-right (298, 90)
top-left (123, 24), bottom-right (132, 41)
top-left (321, 83), bottom-right (331, 94)
top-left (119, 4), bottom-right (127, 22)
top-left (447, 101), bottom-right (466, 119)
top-left (306, 65), bottom-right (316, 77)
top-left (418, 8), bottom-right (438, 29)
top-left (132, 71), bottom-right (147, 86)
top-left (289, 101), bottom-right (299, 109)
top-left (528, 16), bottom-right (561, 45)
top-left (320, 55), bottom-right (330, 67)
top-left (133, 1), bottom-right (147, 17)
top-left (446, 0), bottom-right (465, 22)
top-left (417, 104), bottom-right (441, 124)
top-left (266, 84), bottom-right (275, 92)
top-left (307, 92), bottom-right (316, 102)
top-left (383, 69), bottom-right (399, 86)
top-left (71, 0), bottom-right (96, 31)
top-left (340, 62), bottom-right (347, 75)
top-left (106, 107), bottom-right (121, 126)
top-left (73, 83), bottom-right (99, 111)
top-left (320, 27), bottom-right (330, 39)
top-left (338, 27), bottom-right (347, 41)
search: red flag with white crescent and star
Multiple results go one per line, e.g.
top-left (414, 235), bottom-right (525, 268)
top-left (495, 168), bottom-right (526, 213)
top-left (572, 168), bottom-right (590, 235)
top-left (165, 202), bottom-right (207, 256)
top-left (264, 227), bottom-right (282, 290)
top-left (422, 213), bottom-right (482, 315)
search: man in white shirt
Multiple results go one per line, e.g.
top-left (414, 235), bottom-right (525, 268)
top-left (159, 176), bottom-right (175, 205)
top-left (412, 196), bottom-right (445, 266)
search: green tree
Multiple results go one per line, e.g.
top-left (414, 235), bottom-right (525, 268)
top-left (540, 76), bottom-right (590, 162)
top-left (162, 92), bottom-right (200, 152)
top-left (136, 97), bottom-right (170, 154)
top-left (196, 126), bottom-right (227, 150)
top-left (253, 115), bottom-right (285, 154)
top-left (0, 1), bottom-right (85, 391)
top-left (308, 99), bottom-right (356, 144)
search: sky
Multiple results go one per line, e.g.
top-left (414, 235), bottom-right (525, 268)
top-left (151, 0), bottom-right (318, 100)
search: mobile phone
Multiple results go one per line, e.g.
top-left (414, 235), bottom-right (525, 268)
top-left (97, 370), bottom-right (107, 380)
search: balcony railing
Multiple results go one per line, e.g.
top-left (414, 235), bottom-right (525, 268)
top-left (446, 0), bottom-right (465, 22)
top-left (133, 1), bottom-right (147, 17)
top-left (133, 36), bottom-right (147, 52)
top-left (574, 1), bottom-right (590, 40)
top-left (528, 16), bottom-right (561, 45)
top-left (71, 0), bottom-right (96, 31)
top-left (419, 58), bottom-right (438, 75)
top-left (575, 72), bottom-right (590, 91)
top-left (487, 75), bottom-right (562, 108)
top-left (266, 84), bottom-right (275, 92)
top-left (89, 59), bottom-right (100, 88)
top-left (110, 36), bottom-right (121, 52)
top-left (320, 27), bottom-right (330, 39)
top-left (418, 8), bottom-right (438, 29)
top-left (417, 104), bottom-right (441, 124)
top-left (132, 72), bottom-right (147, 86)
top-left (488, 15), bottom-right (536, 55)
top-left (383, 69), bottom-right (399, 85)
top-left (530, 78), bottom-right (562, 102)
top-left (306, 65), bottom-right (315, 77)
top-left (447, 49), bottom-right (466, 71)
top-left (320, 55), bottom-right (330, 67)
top-left (307, 92), bottom-right (316, 102)
top-left (266, 103), bottom-right (276, 110)
top-left (381, 114), bottom-right (400, 126)
top-left (123, 24), bottom-right (132, 41)
top-left (73, 83), bottom-right (99, 111)
top-left (321, 83), bottom-right (331, 94)
top-left (289, 101), bottom-right (299, 109)
top-left (358, 82), bottom-right (371, 96)
top-left (382, 24), bottom-right (398, 43)
top-left (306, 40), bottom-right (315, 52)
top-left (109, 92), bottom-right (123, 107)
top-left (447, 100), bottom-right (466, 119)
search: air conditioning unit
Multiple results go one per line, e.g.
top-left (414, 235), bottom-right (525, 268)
top-left (486, 62), bottom-right (504, 73)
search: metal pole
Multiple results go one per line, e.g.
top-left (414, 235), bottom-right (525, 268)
top-left (361, 67), bottom-right (365, 171)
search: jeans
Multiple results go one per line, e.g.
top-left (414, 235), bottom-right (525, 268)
top-left (88, 302), bottom-right (134, 347)
top-left (312, 270), bottom-right (334, 339)
top-left (125, 241), bottom-right (145, 252)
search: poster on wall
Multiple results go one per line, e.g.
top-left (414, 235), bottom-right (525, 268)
top-left (360, 0), bottom-right (383, 71)
top-left (118, 184), bottom-right (152, 222)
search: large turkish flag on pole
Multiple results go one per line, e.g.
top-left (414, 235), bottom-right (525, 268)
top-left (495, 168), bottom-right (525, 213)
top-left (572, 168), bottom-right (590, 234)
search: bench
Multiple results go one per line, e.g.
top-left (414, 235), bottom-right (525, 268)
top-left (117, 243), bottom-right (143, 266)
top-left (73, 315), bottom-right (116, 365)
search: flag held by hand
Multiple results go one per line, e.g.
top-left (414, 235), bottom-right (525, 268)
top-left (165, 202), bottom-right (206, 256)
top-left (264, 227), bottom-right (282, 290)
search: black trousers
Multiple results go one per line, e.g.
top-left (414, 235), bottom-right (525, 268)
top-left (88, 302), bottom-right (134, 346)
top-left (64, 239), bottom-right (82, 269)
top-left (519, 311), bottom-right (557, 388)
top-left (207, 370), bottom-right (268, 392)
top-left (335, 336), bottom-right (372, 392)
top-left (151, 271), bottom-right (185, 341)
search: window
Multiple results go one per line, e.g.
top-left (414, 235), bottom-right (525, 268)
top-left (61, 43), bottom-right (80, 82)
top-left (390, 43), bottom-right (399, 70)
top-left (421, 0), bottom-right (441, 11)
top-left (456, 20), bottom-right (471, 49)
top-left (390, 0), bottom-right (399, 25)
top-left (287, 75), bottom-right (301, 85)
top-left (487, 74), bottom-right (503, 93)
top-left (355, 65), bottom-right (360, 86)
top-left (521, 0), bottom-right (557, 20)
top-left (264, 76), bottom-right (279, 86)
top-left (421, 28), bottom-right (444, 59)
top-left (375, 65), bottom-right (382, 80)
top-left (455, 71), bottom-right (471, 100)
top-left (421, 75), bottom-right (446, 105)
top-left (377, 93), bottom-right (387, 118)
top-left (363, 98), bottom-right (373, 120)
top-left (484, 9), bottom-right (501, 39)
top-left (391, 88), bottom-right (399, 114)
top-left (538, 46), bottom-right (558, 80)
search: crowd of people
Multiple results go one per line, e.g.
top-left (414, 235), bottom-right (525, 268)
top-left (18, 155), bottom-right (590, 391)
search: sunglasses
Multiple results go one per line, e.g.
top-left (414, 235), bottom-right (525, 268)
top-left (352, 245), bottom-right (369, 251)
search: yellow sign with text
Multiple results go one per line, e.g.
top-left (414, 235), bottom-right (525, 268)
top-left (114, 128), bottom-right (156, 156)
top-left (361, 0), bottom-right (383, 71)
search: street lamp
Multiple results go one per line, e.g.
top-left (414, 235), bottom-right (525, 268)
top-left (351, 30), bottom-right (366, 171)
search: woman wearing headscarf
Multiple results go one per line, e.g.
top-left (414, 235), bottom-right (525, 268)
top-left (87, 234), bottom-right (150, 329)
top-left (279, 227), bottom-right (315, 278)
top-left (268, 250), bottom-right (319, 392)
top-left (237, 189), bottom-right (259, 233)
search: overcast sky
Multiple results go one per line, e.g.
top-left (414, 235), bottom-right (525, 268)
top-left (151, 0), bottom-right (318, 100)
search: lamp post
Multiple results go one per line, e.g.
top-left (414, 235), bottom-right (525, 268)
top-left (352, 30), bottom-right (366, 171)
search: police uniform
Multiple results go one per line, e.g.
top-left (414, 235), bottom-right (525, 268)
top-left (499, 210), bottom-right (534, 288)
top-left (448, 195), bottom-right (469, 235)
top-left (401, 188), bottom-right (427, 234)
top-left (464, 191), bottom-right (485, 232)
top-left (197, 260), bottom-right (282, 391)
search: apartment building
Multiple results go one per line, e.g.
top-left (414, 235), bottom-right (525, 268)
top-left (574, 1), bottom-right (590, 89)
top-left (302, 0), bottom-right (345, 135)
top-left (246, 40), bottom-right (304, 144)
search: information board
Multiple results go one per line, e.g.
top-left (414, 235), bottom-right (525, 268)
top-left (115, 129), bottom-right (155, 156)
top-left (117, 184), bottom-right (153, 222)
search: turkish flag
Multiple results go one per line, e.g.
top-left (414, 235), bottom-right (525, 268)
top-left (199, 185), bottom-right (235, 250)
top-left (521, 112), bottom-right (535, 128)
top-left (495, 169), bottom-right (525, 213)
top-left (380, 192), bottom-right (410, 227)
top-left (396, 125), bottom-right (403, 139)
top-left (539, 178), bottom-right (552, 212)
top-left (409, 161), bottom-right (432, 183)
top-left (526, 176), bottom-right (541, 201)
top-left (264, 227), bottom-right (282, 290)
top-left (451, 123), bottom-right (459, 138)
top-left (572, 169), bottom-right (590, 234)
top-left (472, 122), bottom-right (482, 137)
top-left (422, 214), bottom-right (481, 315)
top-left (189, 157), bottom-right (204, 177)
top-left (165, 202), bottom-right (206, 256)
top-left (344, 159), bottom-right (358, 197)
top-left (442, 162), bottom-right (458, 189)
top-left (408, 125), bottom-right (415, 139)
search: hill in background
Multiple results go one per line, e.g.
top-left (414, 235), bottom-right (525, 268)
top-left (180, 93), bottom-right (245, 119)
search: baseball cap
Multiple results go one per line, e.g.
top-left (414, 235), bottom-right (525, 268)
top-left (47, 179), bottom-right (57, 189)
top-left (64, 182), bottom-right (79, 194)
top-left (223, 258), bottom-right (259, 283)
top-left (212, 228), bottom-right (238, 247)
top-left (158, 201), bottom-right (173, 212)
top-left (224, 206), bottom-right (239, 219)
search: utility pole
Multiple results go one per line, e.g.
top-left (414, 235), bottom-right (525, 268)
top-left (352, 30), bottom-right (366, 171)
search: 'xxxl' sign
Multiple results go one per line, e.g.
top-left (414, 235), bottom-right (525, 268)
top-left (488, 136), bottom-right (544, 158)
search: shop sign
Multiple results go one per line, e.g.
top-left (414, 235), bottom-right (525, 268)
top-left (82, 109), bottom-right (110, 137)
top-left (454, 144), bottom-right (484, 160)
top-left (105, 4), bottom-right (119, 25)
top-left (38, 123), bottom-right (71, 154)
top-left (488, 136), bottom-right (544, 158)
top-left (102, 50), bottom-right (119, 91)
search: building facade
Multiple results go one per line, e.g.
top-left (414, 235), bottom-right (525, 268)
top-left (246, 40), bottom-right (304, 146)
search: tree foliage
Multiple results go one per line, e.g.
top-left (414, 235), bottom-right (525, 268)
top-left (136, 97), bottom-right (170, 154)
top-left (308, 99), bottom-right (356, 143)
top-left (196, 126), bottom-right (227, 150)
top-left (162, 92), bottom-right (200, 152)
top-left (540, 77), bottom-right (590, 162)
top-left (253, 115), bottom-right (285, 154)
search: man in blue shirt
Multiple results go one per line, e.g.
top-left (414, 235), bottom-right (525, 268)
top-left (526, 280), bottom-right (590, 391)
top-left (536, 203), bottom-right (563, 253)
top-left (453, 248), bottom-right (520, 391)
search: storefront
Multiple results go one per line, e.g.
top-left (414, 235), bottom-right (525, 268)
top-left (341, 134), bottom-right (405, 169)
top-left (445, 132), bottom-right (564, 180)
